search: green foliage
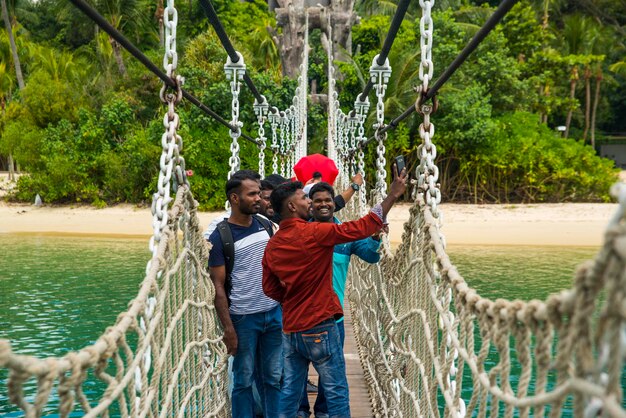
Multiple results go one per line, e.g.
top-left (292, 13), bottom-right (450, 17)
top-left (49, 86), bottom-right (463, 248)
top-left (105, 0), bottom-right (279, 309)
top-left (451, 112), bottom-right (617, 202)
top-left (1, 0), bottom-right (624, 209)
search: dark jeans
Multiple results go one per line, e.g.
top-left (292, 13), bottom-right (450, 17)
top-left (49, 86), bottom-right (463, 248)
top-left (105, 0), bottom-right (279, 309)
top-left (231, 305), bottom-right (283, 418)
top-left (280, 319), bottom-right (350, 418)
top-left (298, 321), bottom-right (345, 417)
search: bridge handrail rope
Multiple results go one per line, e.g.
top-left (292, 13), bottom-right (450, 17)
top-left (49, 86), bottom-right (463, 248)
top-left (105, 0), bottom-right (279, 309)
top-left (1, 0), bottom-right (230, 415)
top-left (346, 184), bottom-right (626, 417)
top-left (338, 0), bottom-right (626, 415)
top-left (4, 0), bottom-right (626, 415)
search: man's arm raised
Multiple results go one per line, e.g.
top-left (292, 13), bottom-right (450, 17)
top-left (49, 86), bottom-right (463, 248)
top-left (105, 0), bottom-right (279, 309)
top-left (312, 167), bottom-right (408, 246)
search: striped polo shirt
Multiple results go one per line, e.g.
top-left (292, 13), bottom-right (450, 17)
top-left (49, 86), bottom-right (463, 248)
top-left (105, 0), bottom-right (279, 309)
top-left (208, 217), bottom-right (278, 315)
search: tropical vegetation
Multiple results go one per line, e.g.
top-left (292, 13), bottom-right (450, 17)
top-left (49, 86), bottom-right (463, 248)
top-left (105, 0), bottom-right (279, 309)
top-left (0, 0), bottom-right (624, 209)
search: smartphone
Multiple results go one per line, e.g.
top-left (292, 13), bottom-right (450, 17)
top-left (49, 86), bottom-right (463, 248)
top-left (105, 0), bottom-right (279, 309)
top-left (394, 155), bottom-right (406, 178)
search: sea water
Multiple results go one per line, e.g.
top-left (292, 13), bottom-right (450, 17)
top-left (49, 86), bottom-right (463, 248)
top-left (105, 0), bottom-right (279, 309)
top-left (0, 235), bottom-right (607, 416)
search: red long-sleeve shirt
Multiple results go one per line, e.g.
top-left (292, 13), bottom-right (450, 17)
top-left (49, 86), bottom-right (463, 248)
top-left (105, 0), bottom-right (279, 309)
top-left (262, 210), bottom-right (383, 332)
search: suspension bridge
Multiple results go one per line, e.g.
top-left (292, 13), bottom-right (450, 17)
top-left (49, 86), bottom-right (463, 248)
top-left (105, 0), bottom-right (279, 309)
top-left (1, 0), bottom-right (626, 416)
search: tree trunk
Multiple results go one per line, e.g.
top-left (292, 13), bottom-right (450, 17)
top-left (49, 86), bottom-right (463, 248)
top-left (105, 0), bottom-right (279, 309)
top-left (582, 66), bottom-right (591, 143)
top-left (541, 84), bottom-right (550, 124)
top-left (7, 153), bottom-right (14, 181)
top-left (273, 0), bottom-right (357, 77)
top-left (590, 70), bottom-right (602, 149)
top-left (110, 37), bottom-right (128, 77)
top-left (155, 0), bottom-right (164, 47)
top-left (1, 0), bottom-right (24, 89)
top-left (564, 66), bottom-right (578, 139)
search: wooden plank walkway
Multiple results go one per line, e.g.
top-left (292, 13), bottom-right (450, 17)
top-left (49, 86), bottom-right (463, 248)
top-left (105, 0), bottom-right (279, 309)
top-left (306, 301), bottom-right (373, 417)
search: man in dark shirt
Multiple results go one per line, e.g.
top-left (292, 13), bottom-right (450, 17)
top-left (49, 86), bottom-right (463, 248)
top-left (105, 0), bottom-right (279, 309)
top-left (262, 170), bottom-right (407, 418)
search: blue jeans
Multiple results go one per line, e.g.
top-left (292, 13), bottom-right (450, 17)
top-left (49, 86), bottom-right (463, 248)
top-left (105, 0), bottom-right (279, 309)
top-left (227, 357), bottom-right (264, 417)
top-left (298, 321), bottom-right (345, 417)
top-left (231, 305), bottom-right (283, 418)
top-left (280, 319), bottom-right (350, 418)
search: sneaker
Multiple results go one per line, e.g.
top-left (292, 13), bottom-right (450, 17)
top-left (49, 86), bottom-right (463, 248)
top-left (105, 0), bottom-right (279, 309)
top-left (306, 379), bottom-right (318, 393)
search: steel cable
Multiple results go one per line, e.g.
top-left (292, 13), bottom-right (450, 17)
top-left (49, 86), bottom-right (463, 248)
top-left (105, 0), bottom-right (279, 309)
top-left (67, 0), bottom-right (261, 146)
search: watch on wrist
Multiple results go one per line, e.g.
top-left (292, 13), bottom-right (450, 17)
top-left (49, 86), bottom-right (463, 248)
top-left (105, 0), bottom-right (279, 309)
top-left (350, 183), bottom-right (360, 192)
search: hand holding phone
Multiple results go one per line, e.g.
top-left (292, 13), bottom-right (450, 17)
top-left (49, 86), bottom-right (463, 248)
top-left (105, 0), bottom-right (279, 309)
top-left (390, 155), bottom-right (408, 198)
top-left (394, 155), bottom-right (406, 178)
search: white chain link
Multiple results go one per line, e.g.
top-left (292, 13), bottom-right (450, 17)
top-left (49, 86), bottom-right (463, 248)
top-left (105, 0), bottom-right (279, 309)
top-left (370, 54), bottom-right (391, 131)
top-left (254, 95), bottom-right (269, 177)
top-left (354, 96), bottom-right (370, 213)
top-left (279, 111), bottom-right (287, 177)
top-left (419, 0), bottom-right (435, 91)
top-left (224, 52), bottom-right (245, 179)
top-left (269, 108), bottom-right (279, 174)
top-left (370, 54), bottom-right (391, 200)
top-left (416, 0), bottom-right (441, 219)
top-left (415, 0), bottom-right (441, 217)
top-left (375, 130), bottom-right (387, 200)
top-left (145, 0), bottom-right (184, 407)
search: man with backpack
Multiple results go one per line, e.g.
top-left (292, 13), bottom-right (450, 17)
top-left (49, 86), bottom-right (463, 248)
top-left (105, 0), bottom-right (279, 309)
top-left (207, 169), bottom-right (282, 418)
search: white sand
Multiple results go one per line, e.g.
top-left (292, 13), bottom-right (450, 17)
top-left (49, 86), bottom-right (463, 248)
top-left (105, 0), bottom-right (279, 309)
top-left (0, 201), bottom-right (618, 246)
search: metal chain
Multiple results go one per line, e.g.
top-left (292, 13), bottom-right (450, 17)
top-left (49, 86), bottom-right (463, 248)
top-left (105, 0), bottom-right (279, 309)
top-left (416, 109), bottom-right (441, 215)
top-left (326, 15), bottom-right (337, 162)
top-left (347, 115), bottom-right (358, 178)
top-left (370, 54), bottom-right (391, 131)
top-left (354, 96), bottom-right (370, 213)
top-left (145, 0), bottom-right (184, 407)
top-left (299, 14), bottom-right (309, 160)
top-left (224, 52), bottom-right (246, 179)
top-left (279, 111), bottom-right (287, 177)
top-left (357, 148), bottom-right (367, 214)
top-left (254, 95), bottom-right (269, 177)
top-left (269, 108), bottom-right (279, 174)
top-left (370, 54), bottom-right (391, 200)
top-left (416, 0), bottom-right (441, 219)
top-left (419, 0), bottom-right (435, 91)
top-left (375, 130), bottom-right (387, 200)
top-left (418, 0), bottom-right (462, 414)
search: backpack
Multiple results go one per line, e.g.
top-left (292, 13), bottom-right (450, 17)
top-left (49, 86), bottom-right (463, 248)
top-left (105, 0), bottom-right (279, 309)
top-left (216, 215), bottom-right (274, 305)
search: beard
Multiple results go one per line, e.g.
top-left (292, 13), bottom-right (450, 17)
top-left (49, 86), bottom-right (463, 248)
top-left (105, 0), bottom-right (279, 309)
top-left (240, 204), bottom-right (260, 215)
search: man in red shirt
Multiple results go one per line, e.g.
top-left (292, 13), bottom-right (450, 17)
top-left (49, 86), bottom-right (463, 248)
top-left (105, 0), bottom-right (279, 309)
top-left (262, 170), bottom-right (407, 418)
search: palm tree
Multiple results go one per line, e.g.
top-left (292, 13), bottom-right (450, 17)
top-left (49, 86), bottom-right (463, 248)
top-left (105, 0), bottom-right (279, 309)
top-left (0, 0), bottom-right (22, 180)
top-left (56, 0), bottom-right (155, 77)
top-left (559, 14), bottom-right (600, 143)
top-left (0, 0), bottom-right (23, 90)
top-left (563, 62), bottom-right (578, 139)
top-left (527, 0), bottom-right (565, 30)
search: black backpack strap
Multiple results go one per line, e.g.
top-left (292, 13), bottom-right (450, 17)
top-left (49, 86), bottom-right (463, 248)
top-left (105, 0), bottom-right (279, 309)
top-left (216, 220), bottom-right (235, 305)
top-left (253, 214), bottom-right (274, 237)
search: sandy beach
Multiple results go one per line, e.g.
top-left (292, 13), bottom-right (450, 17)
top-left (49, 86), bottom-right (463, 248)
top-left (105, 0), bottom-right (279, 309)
top-left (0, 201), bottom-right (618, 246)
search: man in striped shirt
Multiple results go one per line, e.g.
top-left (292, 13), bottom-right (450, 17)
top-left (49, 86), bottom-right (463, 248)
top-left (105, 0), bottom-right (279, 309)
top-left (208, 170), bottom-right (282, 418)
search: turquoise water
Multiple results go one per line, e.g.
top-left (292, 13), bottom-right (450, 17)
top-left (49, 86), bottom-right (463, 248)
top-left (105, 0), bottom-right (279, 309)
top-left (0, 235), bottom-right (606, 415)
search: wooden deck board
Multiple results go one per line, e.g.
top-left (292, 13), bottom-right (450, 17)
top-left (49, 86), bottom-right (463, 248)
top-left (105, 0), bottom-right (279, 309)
top-left (306, 301), bottom-right (373, 418)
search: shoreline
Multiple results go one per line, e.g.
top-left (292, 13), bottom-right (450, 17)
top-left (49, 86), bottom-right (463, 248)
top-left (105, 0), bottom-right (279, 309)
top-left (0, 201), bottom-right (618, 247)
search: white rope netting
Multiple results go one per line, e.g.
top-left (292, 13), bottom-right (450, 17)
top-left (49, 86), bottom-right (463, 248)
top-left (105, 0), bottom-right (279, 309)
top-left (341, 182), bottom-right (626, 417)
top-left (0, 186), bottom-right (229, 417)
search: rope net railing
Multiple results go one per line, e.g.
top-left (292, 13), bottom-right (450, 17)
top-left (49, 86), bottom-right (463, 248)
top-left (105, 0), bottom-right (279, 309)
top-left (341, 177), bottom-right (626, 417)
top-left (0, 186), bottom-right (230, 417)
top-left (330, 0), bottom-right (626, 413)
